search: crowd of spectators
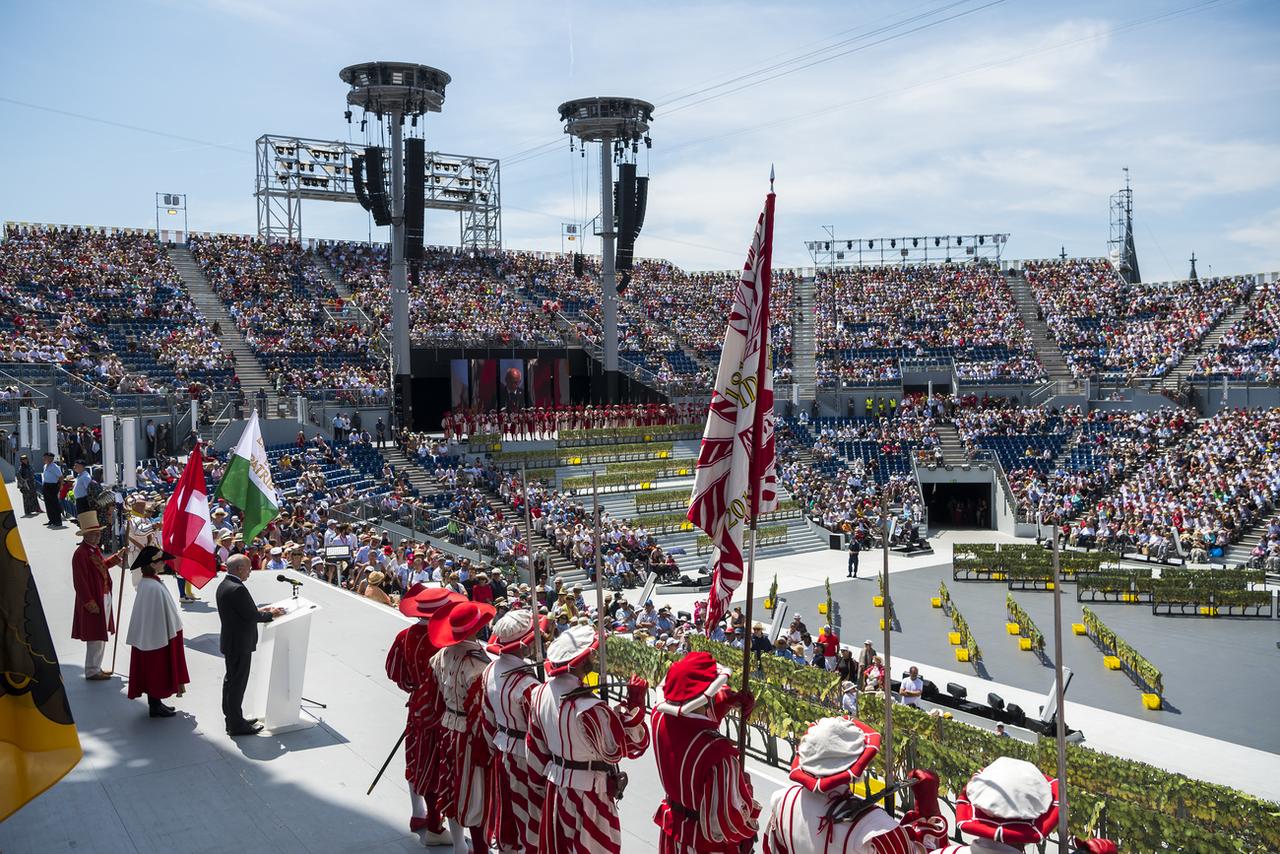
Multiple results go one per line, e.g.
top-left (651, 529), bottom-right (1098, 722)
top-left (1190, 280), bottom-right (1279, 382)
top-left (322, 241), bottom-right (563, 348)
top-left (1025, 258), bottom-right (1255, 381)
top-left (0, 225), bottom-right (234, 394)
top-left (1007, 407), bottom-right (1193, 523)
top-left (190, 235), bottom-right (383, 397)
top-left (438, 402), bottom-right (701, 441)
top-left (1061, 407), bottom-right (1280, 560)
top-left (813, 262), bottom-right (1043, 386)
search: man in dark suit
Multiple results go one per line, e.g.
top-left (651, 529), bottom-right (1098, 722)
top-left (217, 554), bottom-right (283, 736)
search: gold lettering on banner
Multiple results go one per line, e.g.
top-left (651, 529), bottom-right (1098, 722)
top-left (722, 371), bottom-right (758, 409)
top-left (250, 435), bottom-right (274, 489)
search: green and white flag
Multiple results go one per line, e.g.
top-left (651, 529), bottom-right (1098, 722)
top-left (216, 410), bottom-right (279, 542)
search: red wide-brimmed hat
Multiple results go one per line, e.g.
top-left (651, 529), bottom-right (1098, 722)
top-left (486, 609), bottom-right (548, 655)
top-left (789, 716), bottom-right (882, 793)
top-left (655, 651), bottom-right (730, 717)
top-left (544, 624), bottom-right (599, 675)
top-left (397, 584), bottom-right (455, 618)
top-left (428, 599), bottom-right (497, 647)
top-left (954, 757), bottom-right (1059, 847)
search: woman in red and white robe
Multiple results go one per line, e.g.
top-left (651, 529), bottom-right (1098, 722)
top-left (124, 547), bottom-right (189, 717)
top-left (525, 625), bottom-right (650, 854)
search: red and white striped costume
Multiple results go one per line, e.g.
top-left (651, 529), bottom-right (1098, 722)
top-left (385, 621), bottom-right (443, 800)
top-left (763, 786), bottom-right (922, 854)
top-left (651, 711), bottom-right (759, 853)
top-left (430, 639), bottom-right (493, 827)
top-left (650, 651), bottom-right (759, 853)
top-left (482, 652), bottom-right (543, 853)
top-left (526, 673), bottom-right (651, 853)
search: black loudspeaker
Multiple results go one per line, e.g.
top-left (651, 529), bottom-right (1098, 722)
top-left (403, 138), bottom-right (425, 262)
top-left (615, 163), bottom-right (636, 238)
top-left (632, 175), bottom-right (648, 238)
top-left (987, 692), bottom-right (1005, 712)
top-left (573, 253), bottom-right (584, 278)
top-left (364, 146), bottom-right (392, 226)
top-left (921, 679), bottom-right (939, 700)
top-left (1004, 703), bottom-right (1026, 727)
top-left (352, 155), bottom-right (371, 211)
top-left (947, 682), bottom-right (968, 700)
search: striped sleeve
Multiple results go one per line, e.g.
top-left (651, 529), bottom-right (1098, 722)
top-left (701, 752), bottom-right (760, 845)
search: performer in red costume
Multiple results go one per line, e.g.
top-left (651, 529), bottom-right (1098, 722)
top-left (71, 510), bottom-right (124, 680)
top-left (525, 624), bottom-right (650, 854)
top-left (933, 757), bottom-right (1117, 854)
top-left (651, 651), bottom-right (760, 853)
top-left (385, 585), bottom-right (464, 847)
top-left (430, 598), bottom-right (498, 853)
top-left (481, 609), bottom-right (545, 853)
top-left (762, 716), bottom-right (948, 854)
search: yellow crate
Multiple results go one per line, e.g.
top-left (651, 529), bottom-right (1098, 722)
top-left (1120, 593), bottom-right (1138, 603)
top-left (1198, 606), bottom-right (1218, 617)
top-left (643, 434), bottom-right (652, 442)
top-left (677, 467), bottom-right (690, 476)
top-left (1018, 637), bottom-right (1033, 651)
top-left (930, 597), bottom-right (942, 608)
top-left (1072, 623), bottom-right (1086, 635)
top-left (1142, 693), bottom-right (1162, 710)
top-left (1103, 655), bottom-right (1121, 670)
top-left (879, 618), bottom-right (886, 631)
top-left (955, 648), bottom-right (970, 662)
top-left (948, 631), bottom-right (962, 645)
top-left (763, 599), bottom-right (773, 610)
top-left (657, 450), bottom-right (670, 459)
top-left (679, 521), bottom-right (693, 532)
top-left (568, 456), bottom-right (582, 465)
top-left (490, 443), bottom-right (502, 452)
top-left (1006, 623), bottom-right (1021, 635)
top-left (872, 595), bottom-right (884, 607)
top-left (991, 572), bottom-right (1006, 580)
top-left (640, 482), bottom-right (652, 490)
top-left (1045, 582), bottom-right (1055, 590)
top-left (818, 603), bottom-right (828, 615)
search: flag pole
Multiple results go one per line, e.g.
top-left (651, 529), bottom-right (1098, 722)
top-left (522, 461), bottom-right (543, 670)
top-left (1050, 519), bottom-right (1070, 852)
top-left (736, 178), bottom-right (776, 762)
top-left (591, 471), bottom-right (607, 699)
top-left (110, 559), bottom-right (127, 675)
top-left (880, 488), bottom-right (894, 814)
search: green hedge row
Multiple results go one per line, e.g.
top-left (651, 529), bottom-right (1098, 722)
top-left (1005, 593), bottom-right (1045, 650)
top-left (557, 423), bottom-right (703, 445)
top-left (1081, 605), bottom-right (1163, 695)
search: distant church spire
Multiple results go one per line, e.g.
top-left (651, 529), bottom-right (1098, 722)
top-left (1188, 252), bottom-right (1198, 282)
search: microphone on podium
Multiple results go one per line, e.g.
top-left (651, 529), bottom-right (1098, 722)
top-left (277, 574), bottom-right (304, 587)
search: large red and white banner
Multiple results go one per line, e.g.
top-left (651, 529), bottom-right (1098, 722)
top-left (161, 443), bottom-right (218, 589)
top-left (687, 191), bottom-right (778, 628)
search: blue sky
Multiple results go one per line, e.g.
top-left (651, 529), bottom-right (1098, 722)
top-left (2, 0), bottom-right (1278, 279)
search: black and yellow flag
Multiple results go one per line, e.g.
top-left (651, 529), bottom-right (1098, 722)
top-left (0, 470), bottom-right (82, 821)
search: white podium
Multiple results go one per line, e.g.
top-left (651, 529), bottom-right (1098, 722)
top-left (243, 596), bottom-right (320, 733)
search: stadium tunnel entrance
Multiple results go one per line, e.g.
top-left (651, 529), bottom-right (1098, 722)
top-left (921, 480), bottom-right (993, 530)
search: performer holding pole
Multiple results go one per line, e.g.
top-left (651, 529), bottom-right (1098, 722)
top-left (1049, 517), bottom-right (1070, 852)
top-left (686, 175), bottom-right (779, 761)
top-left (521, 461), bottom-right (543, 668)
top-left (592, 472), bottom-right (607, 699)
top-left (880, 490), bottom-right (894, 813)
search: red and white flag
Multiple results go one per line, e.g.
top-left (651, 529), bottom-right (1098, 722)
top-left (161, 442), bottom-right (218, 589)
top-left (687, 189), bottom-right (778, 628)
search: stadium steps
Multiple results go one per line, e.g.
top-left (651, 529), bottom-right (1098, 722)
top-left (1006, 270), bottom-right (1074, 382)
top-left (477, 484), bottom-right (586, 586)
top-left (935, 423), bottom-right (968, 465)
top-left (1222, 515), bottom-right (1271, 569)
top-left (379, 445), bottom-right (443, 499)
top-left (314, 257), bottom-right (356, 301)
top-left (165, 244), bottom-right (277, 406)
top-left (1152, 295), bottom-right (1253, 391)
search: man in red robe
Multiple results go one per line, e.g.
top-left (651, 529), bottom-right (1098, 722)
top-left (651, 651), bottom-right (759, 853)
top-left (71, 510), bottom-right (124, 680)
top-left (385, 584), bottom-right (463, 847)
top-left (124, 546), bottom-right (189, 717)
